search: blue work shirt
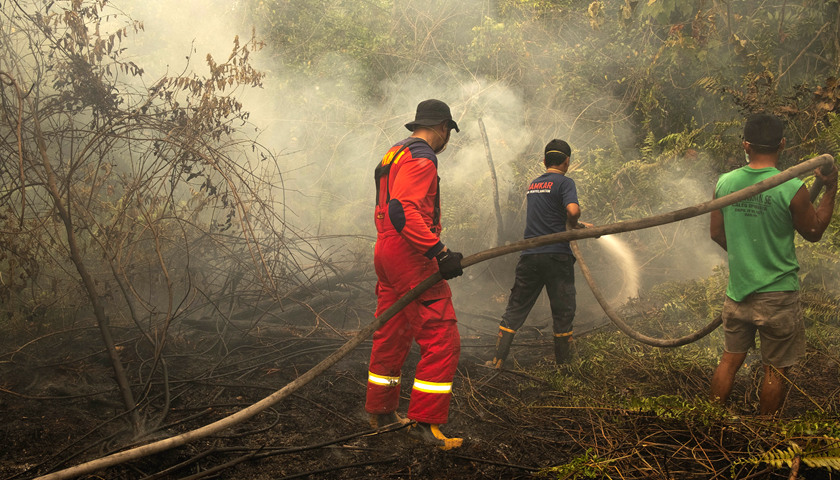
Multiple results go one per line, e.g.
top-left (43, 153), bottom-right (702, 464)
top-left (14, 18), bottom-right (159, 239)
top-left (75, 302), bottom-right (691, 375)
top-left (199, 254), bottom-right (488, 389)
top-left (521, 171), bottom-right (579, 256)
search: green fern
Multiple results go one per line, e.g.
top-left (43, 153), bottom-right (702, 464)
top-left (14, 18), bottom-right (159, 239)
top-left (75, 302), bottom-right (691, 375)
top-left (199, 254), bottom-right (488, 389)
top-left (621, 395), bottom-right (726, 427)
top-left (639, 131), bottom-right (657, 161)
top-left (816, 113), bottom-right (840, 157)
top-left (782, 413), bottom-right (840, 438)
top-left (801, 291), bottom-right (840, 324)
top-left (540, 448), bottom-right (617, 479)
top-left (753, 442), bottom-right (802, 469)
top-left (740, 438), bottom-right (840, 472)
top-left (696, 75), bottom-right (723, 94)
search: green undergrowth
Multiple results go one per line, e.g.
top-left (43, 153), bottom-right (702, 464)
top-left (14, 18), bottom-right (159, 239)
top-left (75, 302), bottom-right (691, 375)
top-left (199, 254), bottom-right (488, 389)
top-left (519, 275), bottom-right (840, 479)
top-left (738, 438), bottom-right (840, 473)
top-left (537, 448), bottom-right (617, 479)
top-left (736, 418), bottom-right (840, 477)
top-left (532, 333), bottom-right (721, 403)
top-left (531, 396), bottom-right (840, 479)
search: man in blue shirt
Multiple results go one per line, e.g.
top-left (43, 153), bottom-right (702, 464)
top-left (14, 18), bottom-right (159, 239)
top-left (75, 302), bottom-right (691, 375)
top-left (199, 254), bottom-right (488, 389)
top-left (487, 139), bottom-right (591, 368)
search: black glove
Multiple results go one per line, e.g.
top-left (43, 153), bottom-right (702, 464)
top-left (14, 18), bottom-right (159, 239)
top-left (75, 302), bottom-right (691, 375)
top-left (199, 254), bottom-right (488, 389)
top-left (436, 250), bottom-right (463, 280)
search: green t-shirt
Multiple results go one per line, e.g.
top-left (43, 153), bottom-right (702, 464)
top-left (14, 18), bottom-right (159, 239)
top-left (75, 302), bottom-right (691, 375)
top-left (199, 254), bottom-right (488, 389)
top-left (715, 165), bottom-right (803, 302)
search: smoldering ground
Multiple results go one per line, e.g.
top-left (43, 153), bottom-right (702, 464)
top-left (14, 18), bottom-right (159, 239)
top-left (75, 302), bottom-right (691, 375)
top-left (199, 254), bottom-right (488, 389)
top-left (5, 1), bottom-right (839, 479)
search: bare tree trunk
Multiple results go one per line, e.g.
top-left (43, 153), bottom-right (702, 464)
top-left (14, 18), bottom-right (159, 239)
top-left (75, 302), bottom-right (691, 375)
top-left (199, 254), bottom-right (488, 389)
top-left (31, 112), bottom-right (140, 432)
top-left (836, 4), bottom-right (840, 75)
top-left (478, 117), bottom-right (504, 244)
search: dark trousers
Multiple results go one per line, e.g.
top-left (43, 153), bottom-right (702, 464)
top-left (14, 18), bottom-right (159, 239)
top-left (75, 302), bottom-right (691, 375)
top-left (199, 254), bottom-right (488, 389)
top-left (501, 253), bottom-right (576, 335)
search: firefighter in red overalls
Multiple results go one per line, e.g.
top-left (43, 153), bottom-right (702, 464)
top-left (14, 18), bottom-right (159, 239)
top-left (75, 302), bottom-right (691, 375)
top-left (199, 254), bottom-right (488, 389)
top-left (366, 99), bottom-right (464, 449)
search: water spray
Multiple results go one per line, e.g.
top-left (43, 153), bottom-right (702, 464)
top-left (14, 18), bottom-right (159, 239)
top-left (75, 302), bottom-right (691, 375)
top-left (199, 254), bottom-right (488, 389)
top-left (572, 240), bottom-right (723, 347)
top-left (34, 154), bottom-right (834, 480)
top-left (595, 235), bottom-right (640, 305)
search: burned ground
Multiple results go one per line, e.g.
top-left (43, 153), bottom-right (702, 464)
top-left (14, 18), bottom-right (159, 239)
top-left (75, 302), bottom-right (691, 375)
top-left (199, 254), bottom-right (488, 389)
top-left (2, 283), bottom-right (840, 480)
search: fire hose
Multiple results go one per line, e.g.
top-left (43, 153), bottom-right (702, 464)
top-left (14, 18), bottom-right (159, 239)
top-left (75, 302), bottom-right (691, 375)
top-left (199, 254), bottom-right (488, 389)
top-left (34, 153), bottom-right (834, 480)
top-left (571, 240), bottom-right (723, 347)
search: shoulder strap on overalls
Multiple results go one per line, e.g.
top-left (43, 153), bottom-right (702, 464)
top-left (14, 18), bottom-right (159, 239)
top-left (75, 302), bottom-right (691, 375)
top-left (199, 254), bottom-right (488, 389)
top-left (374, 138), bottom-right (424, 205)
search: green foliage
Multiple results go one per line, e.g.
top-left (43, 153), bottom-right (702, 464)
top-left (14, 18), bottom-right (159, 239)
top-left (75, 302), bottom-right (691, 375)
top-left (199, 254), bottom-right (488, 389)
top-left (498, 0), bottom-right (580, 19)
top-left (539, 448), bottom-right (616, 479)
top-left (246, 0), bottom-right (390, 66)
top-left (622, 394), bottom-right (727, 426)
top-left (802, 290), bottom-right (840, 325)
top-left (738, 438), bottom-right (840, 473)
top-left (636, 0), bottom-right (701, 25)
top-left (509, 264), bottom-right (840, 477)
top-left (468, 16), bottom-right (528, 79)
top-left (643, 270), bottom-right (727, 323)
top-left (782, 414), bottom-right (840, 438)
top-left (540, 325), bottom-right (720, 402)
top-left (241, 0), bottom-right (840, 271)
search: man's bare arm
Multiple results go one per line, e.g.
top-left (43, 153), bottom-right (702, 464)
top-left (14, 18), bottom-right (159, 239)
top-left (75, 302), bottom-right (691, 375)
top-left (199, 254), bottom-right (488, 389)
top-left (710, 208), bottom-right (727, 251)
top-left (566, 203), bottom-right (592, 229)
top-left (791, 165), bottom-right (838, 242)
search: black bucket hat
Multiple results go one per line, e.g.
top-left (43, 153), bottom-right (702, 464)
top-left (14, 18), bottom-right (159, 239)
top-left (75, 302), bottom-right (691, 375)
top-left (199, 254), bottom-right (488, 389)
top-left (404, 99), bottom-right (460, 132)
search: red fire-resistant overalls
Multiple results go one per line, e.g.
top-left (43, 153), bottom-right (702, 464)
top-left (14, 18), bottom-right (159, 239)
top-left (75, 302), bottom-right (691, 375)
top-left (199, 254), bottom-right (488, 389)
top-left (366, 137), bottom-right (460, 425)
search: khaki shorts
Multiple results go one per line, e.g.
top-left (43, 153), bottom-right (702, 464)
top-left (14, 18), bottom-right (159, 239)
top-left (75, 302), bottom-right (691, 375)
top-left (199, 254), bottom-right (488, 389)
top-left (722, 291), bottom-right (805, 368)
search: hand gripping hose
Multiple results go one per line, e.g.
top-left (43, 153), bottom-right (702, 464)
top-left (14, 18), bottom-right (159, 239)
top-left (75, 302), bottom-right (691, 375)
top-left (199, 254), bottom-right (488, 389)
top-left (35, 154), bottom-right (834, 480)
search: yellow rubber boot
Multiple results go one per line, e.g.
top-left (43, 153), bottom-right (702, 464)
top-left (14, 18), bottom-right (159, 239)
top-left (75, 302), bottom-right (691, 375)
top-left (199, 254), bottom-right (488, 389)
top-left (407, 422), bottom-right (463, 450)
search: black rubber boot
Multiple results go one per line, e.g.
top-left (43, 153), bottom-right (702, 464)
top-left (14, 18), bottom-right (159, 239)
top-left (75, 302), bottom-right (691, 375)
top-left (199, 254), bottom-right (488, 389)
top-left (554, 334), bottom-right (572, 365)
top-left (368, 411), bottom-right (409, 430)
top-left (405, 422), bottom-right (463, 450)
top-left (484, 327), bottom-right (515, 369)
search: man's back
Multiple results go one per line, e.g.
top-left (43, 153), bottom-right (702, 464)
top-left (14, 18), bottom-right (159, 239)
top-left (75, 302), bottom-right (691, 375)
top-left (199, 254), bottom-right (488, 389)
top-left (715, 165), bottom-right (802, 302)
top-left (522, 171), bottom-right (578, 256)
top-left (708, 112), bottom-right (838, 416)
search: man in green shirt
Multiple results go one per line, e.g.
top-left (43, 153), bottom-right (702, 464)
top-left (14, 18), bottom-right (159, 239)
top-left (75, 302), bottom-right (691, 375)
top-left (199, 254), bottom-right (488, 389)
top-left (710, 113), bottom-right (837, 415)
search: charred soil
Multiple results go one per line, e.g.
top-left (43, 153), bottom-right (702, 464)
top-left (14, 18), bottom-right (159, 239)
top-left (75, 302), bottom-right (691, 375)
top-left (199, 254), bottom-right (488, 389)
top-left (2, 305), bottom-right (840, 480)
